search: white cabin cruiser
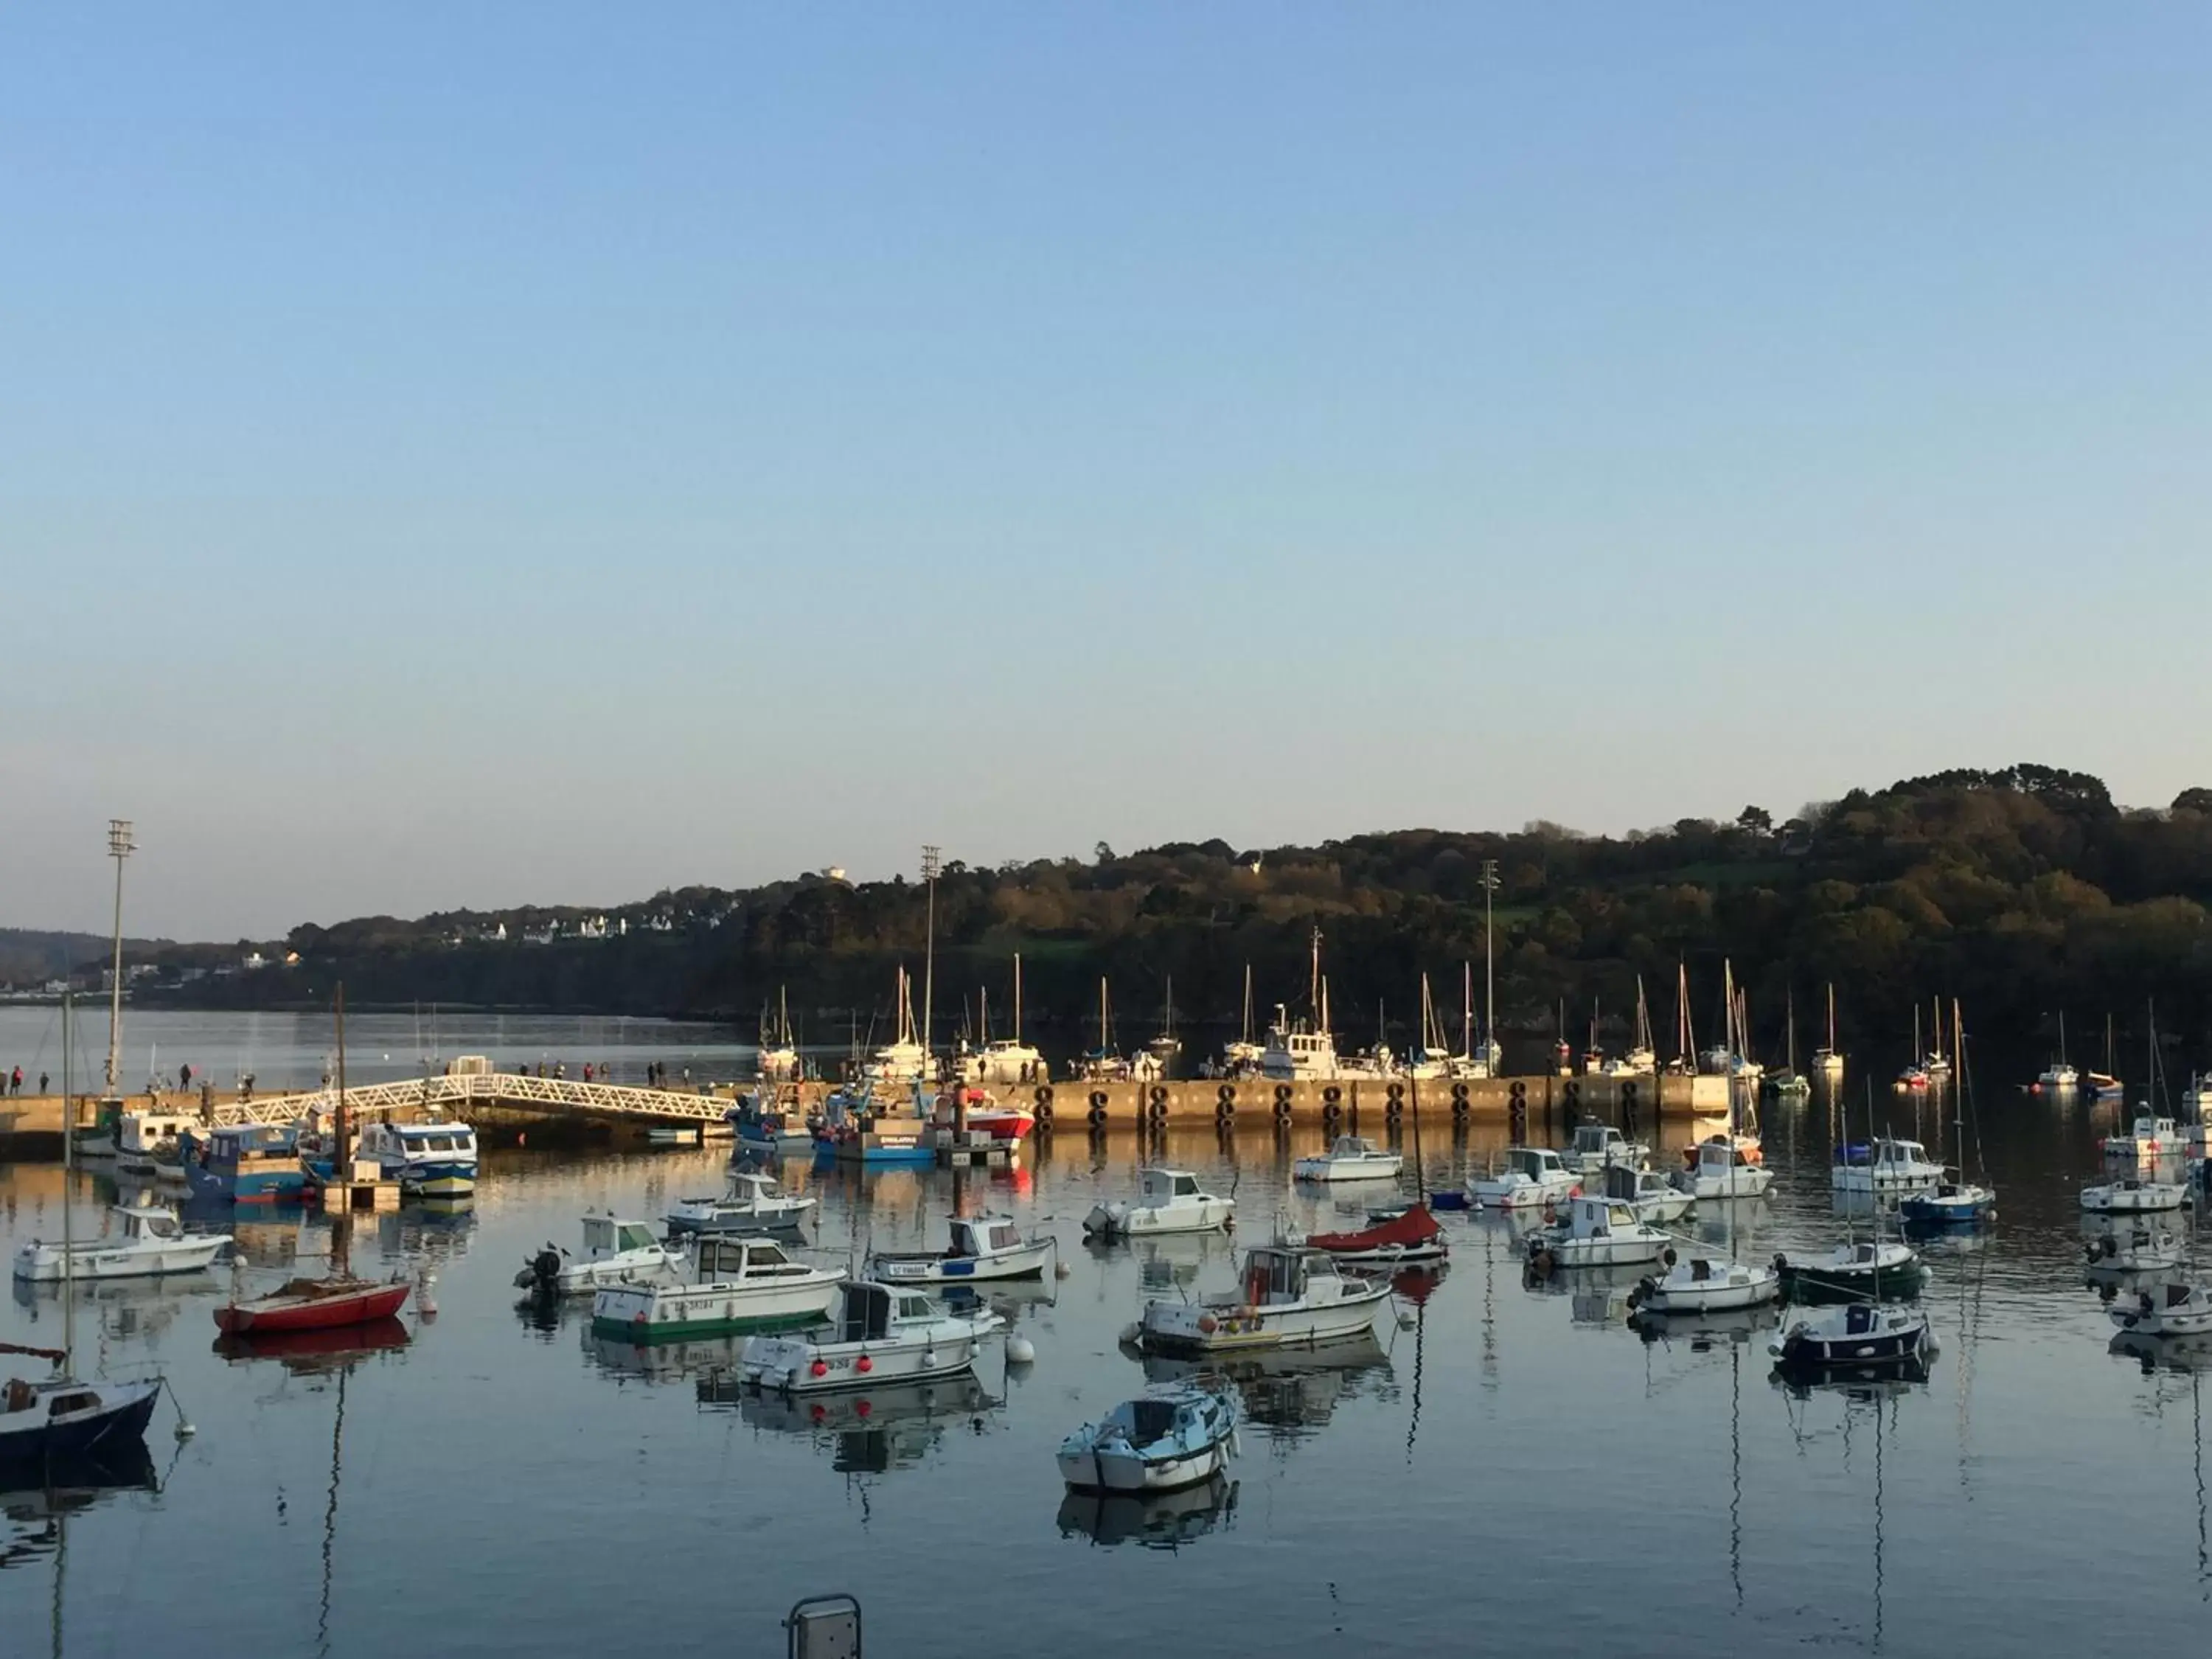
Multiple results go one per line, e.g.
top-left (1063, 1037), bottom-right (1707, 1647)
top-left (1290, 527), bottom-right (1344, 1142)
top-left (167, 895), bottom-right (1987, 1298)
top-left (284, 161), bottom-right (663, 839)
top-left (665, 1169), bottom-right (815, 1236)
top-left (594, 1234), bottom-right (844, 1343)
top-left (2111, 1281), bottom-right (2212, 1339)
top-left (12, 1201), bottom-right (231, 1283)
top-left (518, 1214), bottom-right (686, 1297)
top-left (1829, 1138), bottom-right (1943, 1197)
top-left (1058, 1382), bottom-right (1240, 1493)
top-left (1135, 1245), bottom-right (1391, 1354)
top-left (1525, 1196), bottom-right (1672, 1271)
top-left (1562, 1120), bottom-right (1649, 1175)
top-left (1260, 1012), bottom-right (1341, 1081)
top-left (1083, 1169), bottom-right (1235, 1239)
top-left (1674, 1138), bottom-right (1774, 1200)
top-left (2039, 1060), bottom-right (2080, 1090)
top-left (114, 1111), bottom-right (195, 1178)
top-left (356, 1117), bottom-right (479, 1197)
top-left (738, 1281), bottom-right (1003, 1393)
top-left (1604, 1162), bottom-right (1694, 1225)
top-left (869, 1214), bottom-right (1057, 1284)
top-left (1627, 1252), bottom-right (1781, 1316)
top-left (2081, 1177), bottom-right (2189, 1215)
top-left (1468, 1147), bottom-right (1579, 1210)
top-left (1292, 1136), bottom-right (1403, 1184)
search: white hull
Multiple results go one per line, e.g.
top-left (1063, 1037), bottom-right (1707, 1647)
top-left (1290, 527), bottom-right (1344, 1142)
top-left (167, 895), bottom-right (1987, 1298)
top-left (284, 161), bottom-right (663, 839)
top-left (1292, 1156), bottom-right (1403, 1183)
top-left (1140, 1286), bottom-right (1388, 1353)
top-left (2082, 1186), bottom-right (2188, 1214)
top-left (1629, 1191), bottom-right (1696, 1225)
top-left (13, 1232), bottom-right (229, 1282)
top-left (594, 1273), bottom-right (840, 1334)
top-left (1468, 1177), bottom-right (1576, 1210)
top-left (1830, 1169), bottom-right (1941, 1195)
top-left (1687, 1169), bottom-right (1773, 1200)
top-left (1537, 1234), bottom-right (1669, 1269)
top-left (872, 1237), bottom-right (1056, 1284)
top-left (557, 1250), bottom-right (685, 1295)
top-left (1084, 1199), bottom-right (1233, 1237)
top-left (1630, 1262), bottom-right (1781, 1315)
top-left (1057, 1441), bottom-right (1229, 1494)
top-left (741, 1327), bottom-right (996, 1393)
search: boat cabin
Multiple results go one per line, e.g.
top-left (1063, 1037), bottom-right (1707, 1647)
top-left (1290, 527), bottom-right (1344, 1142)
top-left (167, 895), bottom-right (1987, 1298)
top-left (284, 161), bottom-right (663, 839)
top-left (1506, 1147), bottom-right (1571, 1180)
top-left (727, 1171), bottom-right (787, 1201)
top-left (380, 1121), bottom-right (476, 1159)
top-left (1327, 1136), bottom-right (1381, 1159)
top-left (695, 1236), bottom-right (807, 1279)
top-left (1571, 1122), bottom-right (1631, 1162)
top-left (1138, 1169), bottom-right (1206, 1204)
top-left (835, 1281), bottom-right (940, 1342)
top-left (1695, 1139), bottom-right (1758, 1172)
top-left (119, 1112), bottom-right (195, 1155)
top-left (1604, 1164), bottom-right (1672, 1202)
top-left (115, 1203), bottom-right (186, 1242)
top-left (1233, 1245), bottom-right (1342, 1308)
top-left (199, 1123), bottom-right (295, 1171)
top-left (948, 1217), bottom-right (1024, 1259)
top-left (581, 1215), bottom-right (661, 1260)
top-left (1557, 1197), bottom-right (1644, 1239)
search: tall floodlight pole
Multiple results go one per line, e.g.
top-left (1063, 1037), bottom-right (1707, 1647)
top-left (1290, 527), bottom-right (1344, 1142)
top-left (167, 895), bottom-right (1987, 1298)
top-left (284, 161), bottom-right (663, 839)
top-left (105, 819), bottom-right (136, 1097)
top-left (921, 846), bottom-right (942, 1074)
top-left (1480, 858), bottom-right (1499, 1067)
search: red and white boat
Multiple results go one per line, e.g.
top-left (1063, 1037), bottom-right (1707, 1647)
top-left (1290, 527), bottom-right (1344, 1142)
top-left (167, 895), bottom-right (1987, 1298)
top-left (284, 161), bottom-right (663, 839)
top-left (936, 1088), bottom-right (1035, 1143)
top-left (1680, 1131), bottom-right (1764, 1170)
top-left (213, 1276), bottom-right (411, 1335)
top-left (1305, 1203), bottom-right (1447, 1268)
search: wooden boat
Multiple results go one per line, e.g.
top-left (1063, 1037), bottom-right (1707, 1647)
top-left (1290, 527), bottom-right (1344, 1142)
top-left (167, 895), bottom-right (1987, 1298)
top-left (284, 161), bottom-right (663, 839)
top-left (181, 1122), bottom-right (309, 1204)
top-left (214, 1276), bottom-right (411, 1335)
top-left (869, 1214), bottom-right (1057, 1284)
top-left (1058, 1382), bottom-right (1240, 1493)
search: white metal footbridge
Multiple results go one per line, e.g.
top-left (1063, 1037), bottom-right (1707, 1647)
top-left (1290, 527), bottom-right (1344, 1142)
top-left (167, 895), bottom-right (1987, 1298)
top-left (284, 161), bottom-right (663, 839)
top-left (211, 1071), bottom-right (729, 1129)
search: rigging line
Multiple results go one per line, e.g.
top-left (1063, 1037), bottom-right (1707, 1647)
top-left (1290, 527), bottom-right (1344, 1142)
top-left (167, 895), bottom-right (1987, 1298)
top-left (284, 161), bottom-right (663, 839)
top-left (317, 1366), bottom-right (349, 1659)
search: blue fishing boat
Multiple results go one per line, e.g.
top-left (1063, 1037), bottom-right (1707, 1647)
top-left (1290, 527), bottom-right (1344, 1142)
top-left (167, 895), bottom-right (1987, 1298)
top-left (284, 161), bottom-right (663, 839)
top-left (810, 1085), bottom-right (936, 1167)
top-left (726, 1091), bottom-right (814, 1158)
top-left (358, 1119), bottom-right (478, 1197)
top-left (181, 1124), bottom-right (307, 1205)
top-left (1899, 1180), bottom-right (1996, 1227)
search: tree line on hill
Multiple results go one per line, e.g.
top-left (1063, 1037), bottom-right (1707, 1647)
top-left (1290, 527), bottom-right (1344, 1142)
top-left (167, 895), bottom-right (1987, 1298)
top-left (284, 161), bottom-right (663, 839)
top-left (127, 764), bottom-right (2212, 1063)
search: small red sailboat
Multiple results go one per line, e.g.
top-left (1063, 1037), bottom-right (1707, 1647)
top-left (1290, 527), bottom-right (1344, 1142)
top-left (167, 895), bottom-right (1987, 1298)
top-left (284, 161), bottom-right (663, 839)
top-left (214, 1276), bottom-right (411, 1335)
top-left (1307, 1203), bottom-right (1447, 1267)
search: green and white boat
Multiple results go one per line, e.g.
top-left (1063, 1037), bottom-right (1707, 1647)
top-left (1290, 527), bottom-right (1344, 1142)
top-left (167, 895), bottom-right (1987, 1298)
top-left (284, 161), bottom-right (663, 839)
top-left (591, 1235), bottom-right (844, 1343)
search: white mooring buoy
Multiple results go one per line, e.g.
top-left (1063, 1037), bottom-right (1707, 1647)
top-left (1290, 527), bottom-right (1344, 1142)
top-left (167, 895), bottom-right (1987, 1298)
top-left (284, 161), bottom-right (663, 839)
top-left (1006, 1334), bottom-right (1037, 1365)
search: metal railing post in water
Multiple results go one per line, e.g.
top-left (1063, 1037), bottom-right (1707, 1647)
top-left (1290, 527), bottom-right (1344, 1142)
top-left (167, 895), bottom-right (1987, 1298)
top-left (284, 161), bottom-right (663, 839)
top-left (786, 1593), bottom-right (861, 1658)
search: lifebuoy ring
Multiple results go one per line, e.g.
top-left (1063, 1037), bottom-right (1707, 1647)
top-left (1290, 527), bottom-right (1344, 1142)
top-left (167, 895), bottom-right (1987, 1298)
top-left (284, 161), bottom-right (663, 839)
top-left (1036, 1097), bottom-right (1054, 1124)
top-left (1322, 1098), bottom-right (1343, 1122)
top-left (1450, 1096), bottom-right (1470, 1119)
top-left (1662, 1247), bottom-right (1677, 1267)
top-left (1508, 1079), bottom-right (1527, 1099)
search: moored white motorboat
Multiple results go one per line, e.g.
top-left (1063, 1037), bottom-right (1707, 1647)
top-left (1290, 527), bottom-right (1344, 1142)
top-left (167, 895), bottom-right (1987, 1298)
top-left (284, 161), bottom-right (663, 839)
top-left (1468, 1147), bottom-right (1579, 1210)
top-left (2103, 1113), bottom-right (2182, 1162)
top-left (1292, 1135), bottom-right (1403, 1184)
top-left (2039, 1061), bottom-right (2080, 1091)
top-left (1562, 1120), bottom-right (1649, 1176)
top-left (1674, 1137), bottom-right (1774, 1200)
top-left (1770, 1302), bottom-right (1936, 1371)
top-left (516, 1213), bottom-right (686, 1297)
top-left (1627, 1253), bottom-right (1781, 1315)
top-left (1135, 1245), bottom-right (1391, 1354)
top-left (738, 1281), bottom-right (1003, 1392)
top-left (114, 1110), bottom-right (196, 1178)
top-left (1083, 1169), bottom-right (1234, 1238)
top-left (2081, 1177), bottom-right (2189, 1215)
top-left (12, 1201), bottom-right (232, 1283)
top-left (1057, 1382), bottom-right (1240, 1493)
top-left (591, 1235), bottom-right (844, 1343)
top-left (2110, 1281), bottom-right (2212, 1338)
top-left (1829, 1137), bottom-right (1943, 1197)
top-left (869, 1214), bottom-right (1057, 1284)
top-left (1680, 1131), bottom-right (1764, 1170)
top-left (1604, 1162), bottom-right (1695, 1225)
top-left (1525, 1195), bottom-right (1671, 1272)
top-left (666, 1170), bottom-right (815, 1235)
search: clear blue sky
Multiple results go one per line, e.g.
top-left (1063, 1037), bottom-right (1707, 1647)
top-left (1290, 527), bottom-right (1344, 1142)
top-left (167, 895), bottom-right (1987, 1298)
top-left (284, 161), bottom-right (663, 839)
top-left (7, 6), bottom-right (2208, 939)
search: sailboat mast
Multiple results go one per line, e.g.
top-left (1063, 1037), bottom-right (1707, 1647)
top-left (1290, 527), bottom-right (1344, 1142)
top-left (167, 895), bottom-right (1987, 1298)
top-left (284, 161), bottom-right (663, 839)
top-left (103, 820), bottom-right (133, 1096)
top-left (1310, 928), bottom-right (1322, 1023)
top-left (62, 991), bottom-right (75, 1371)
top-left (1482, 860), bottom-right (1498, 1062)
top-left (1012, 953), bottom-right (1023, 1043)
top-left (335, 982), bottom-right (349, 1181)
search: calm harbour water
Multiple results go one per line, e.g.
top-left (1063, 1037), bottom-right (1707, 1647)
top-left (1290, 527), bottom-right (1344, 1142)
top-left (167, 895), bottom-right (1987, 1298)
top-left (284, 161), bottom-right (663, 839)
top-left (1, 1025), bottom-right (2206, 1656)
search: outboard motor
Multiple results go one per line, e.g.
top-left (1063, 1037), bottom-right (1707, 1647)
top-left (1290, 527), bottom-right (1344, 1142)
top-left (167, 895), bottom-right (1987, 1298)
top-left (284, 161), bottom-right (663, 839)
top-left (513, 1245), bottom-right (563, 1295)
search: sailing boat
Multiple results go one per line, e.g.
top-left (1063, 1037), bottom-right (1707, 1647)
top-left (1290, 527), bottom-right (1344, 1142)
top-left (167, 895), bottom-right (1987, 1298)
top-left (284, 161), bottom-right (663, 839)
top-left (757, 988), bottom-right (800, 1082)
top-left (2039, 1011), bottom-right (2079, 1091)
top-left (2087, 1012), bottom-right (2125, 1100)
top-left (964, 956), bottom-right (1046, 1085)
top-left (861, 968), bottom-right (931, 1088)
top-left (215, 987), bottom-right (412, 1336)
top-left (1, 992), bottom-right (165, 1465)
top-left (1222, 965), bottom-right (1264, 1075)
top-left (1812, 983), bottom-right (1846, 1080)
top-left (1684, 964), bottom-right (1765, 1169)
top-left (1141, 977), bottom-right (1182, 1079)
top-left (1081, 978), bottom-right (1132, 1081)
top-left (1603, 978), bottom-right (1658, 1076)
top-left (1764, 990), bottom-right (1810, 1096)
top-left (1896, 1004), bottom-right (1933, 1093)
top-left (1260, 930), bottom-right (1342, 1081)
top-left (1901, 1002), bottom-right (1997, 1226)
top-left (1305, 1057), bottom-right (1447, 1268)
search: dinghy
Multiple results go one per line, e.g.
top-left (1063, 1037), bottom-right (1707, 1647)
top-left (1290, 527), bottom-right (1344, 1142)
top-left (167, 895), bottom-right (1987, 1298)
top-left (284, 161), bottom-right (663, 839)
top-left (869, 1214), bottom-right (1058, 1284)
top-left (738, 1281), bottom-right (1004, 1393)
top-left (1291, 1136), bottom-right (1403, 1184)
top-left (1135, 1245), bottom-right (1391, 1354)
top-left (1083, 1169), bottom-right (1235, 1239)
top-left (215, 1276), bottom-right (411, 1335)
top-left (1057, 1382), bottom-right (1240, 1493)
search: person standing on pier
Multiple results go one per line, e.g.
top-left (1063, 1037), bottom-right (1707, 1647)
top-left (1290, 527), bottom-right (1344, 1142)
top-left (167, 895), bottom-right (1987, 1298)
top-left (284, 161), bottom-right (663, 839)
top-left (7, 1065), bottom-right (18, 1096)
top-left (38, 1071), bottom-right (48, 1095)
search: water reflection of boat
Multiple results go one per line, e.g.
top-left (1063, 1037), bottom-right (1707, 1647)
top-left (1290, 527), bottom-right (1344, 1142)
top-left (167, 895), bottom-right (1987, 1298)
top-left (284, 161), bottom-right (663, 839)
top-left (1627, 1304), bottom-right (1768, 1349)
top-left (712, 1373), bottom-right (998, 1475)
top-left (2111, 1329), bottom-right (2212, 1373)
top-left (588, 1332), bottom-right (748, 1382)
top-left (1138, 1332), bottom-right (1388, 1434)
top-left (1056, 1472), bottom-right (1237, 1551)
top-left (1769, 1353), bottom-right (1934, 1399)
top-left (0, 1443), bottom-right (159, 1570)
top-left (211, 1316), bottom-right (411, 1374)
